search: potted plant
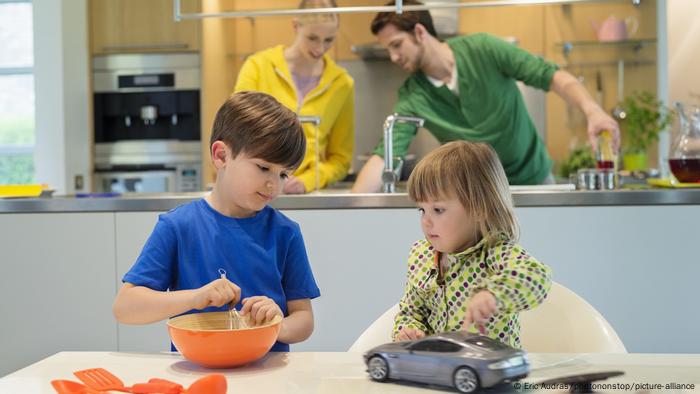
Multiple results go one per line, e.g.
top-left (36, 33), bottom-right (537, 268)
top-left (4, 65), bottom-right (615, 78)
top-left (620, 91), bottom-right (674, 171)
top-left (558, 145), bottom-right (595, 180)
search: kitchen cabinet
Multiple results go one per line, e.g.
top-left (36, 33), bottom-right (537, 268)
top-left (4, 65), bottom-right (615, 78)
top-left (543, 2), bottom-right (658, 163)
top-left (89, 0), bottom-right (201, 54)
top-left (3, 195), bottom-right (700, 375)
top-left (114, 212), bottom-right (171, 353)
top-left (0, 213), bottom-right (117, 377)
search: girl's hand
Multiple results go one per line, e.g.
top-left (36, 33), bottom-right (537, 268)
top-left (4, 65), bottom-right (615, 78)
top-left (396, 327), bottom-right (426, 341)
top-left (241, 296), bottom-right (283, 325)
top-left (462, 290), bottom-right (498, 334)
top-left (283, 176), bottom-right (306, 194)
top-left (192, 278), bottom-right (241, 310)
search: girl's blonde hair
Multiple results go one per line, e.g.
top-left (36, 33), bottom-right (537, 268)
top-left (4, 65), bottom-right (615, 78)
top-left (297, 0), bottom-right (339, 25)
top-left (407, 141), bottom-right (519, 241)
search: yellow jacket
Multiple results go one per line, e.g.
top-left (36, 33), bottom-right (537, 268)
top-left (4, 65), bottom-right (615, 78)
top-left (234, 45), bottom-right (355, 191)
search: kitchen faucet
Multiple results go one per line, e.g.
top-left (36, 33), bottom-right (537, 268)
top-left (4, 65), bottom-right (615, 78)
top-left (382, 113), bottom-right (424, 193)
top-left (298, 116), bottom-right (322, 192)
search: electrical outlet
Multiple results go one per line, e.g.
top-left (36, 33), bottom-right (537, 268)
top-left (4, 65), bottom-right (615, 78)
top-left (74, 174), bottom-right (84, 191)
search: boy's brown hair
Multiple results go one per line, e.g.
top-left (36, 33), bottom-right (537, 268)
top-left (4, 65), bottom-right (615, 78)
top-left (210, 91), bottom-right (306, 169)
top-left (407, 141), bottom-right (519, 241)
top-left (370, 0), bottom-right (438, 38)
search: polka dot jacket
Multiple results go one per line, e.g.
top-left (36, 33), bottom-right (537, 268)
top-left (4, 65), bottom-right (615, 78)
top-left (392, 235), bottom-right (552, 348)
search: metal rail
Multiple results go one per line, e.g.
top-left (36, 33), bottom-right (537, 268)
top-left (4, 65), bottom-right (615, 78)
top-left (174, 0), bottom-right (640, 21)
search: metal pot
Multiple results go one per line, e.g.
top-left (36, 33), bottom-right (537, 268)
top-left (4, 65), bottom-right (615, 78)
top-left (576, 168), bottom-right (617, 190)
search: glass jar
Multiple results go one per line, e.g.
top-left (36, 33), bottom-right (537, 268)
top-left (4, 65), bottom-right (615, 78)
top-left (596, 130), bottom-right (617, 170)
top-left (670, 103), bottom-right (700, 183)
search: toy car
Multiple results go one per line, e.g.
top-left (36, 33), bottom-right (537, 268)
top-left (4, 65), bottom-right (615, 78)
top-left (363, 331), bottom-right (529, 393)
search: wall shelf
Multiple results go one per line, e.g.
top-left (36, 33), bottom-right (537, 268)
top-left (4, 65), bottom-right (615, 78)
top-left (561, 59), bottom-right (655, 69)
top-left (557, 39), bottom-right (657, 57)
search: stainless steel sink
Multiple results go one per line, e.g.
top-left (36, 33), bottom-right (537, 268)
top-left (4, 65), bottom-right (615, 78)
top-left (318, 181), bottom-right (407, 194)
top-left (307, 188), bottom-right (353, 195)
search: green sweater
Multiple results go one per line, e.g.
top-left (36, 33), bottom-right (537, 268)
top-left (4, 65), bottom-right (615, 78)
top-left (374, 33), bottom-right (558, 185)
top-left (393, 235), bottom-right (552, 348)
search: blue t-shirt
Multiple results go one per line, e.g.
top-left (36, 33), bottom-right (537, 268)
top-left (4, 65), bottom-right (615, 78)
top-left (123, 198), bottom-right (321, 352)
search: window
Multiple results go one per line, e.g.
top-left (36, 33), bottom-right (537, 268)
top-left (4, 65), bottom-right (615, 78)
top-left (411, 339), bottom-right (462, 353)
top-left (0, 0), bottom-right (34, 184)
top-left (463, 336), bottom-right (510, 350)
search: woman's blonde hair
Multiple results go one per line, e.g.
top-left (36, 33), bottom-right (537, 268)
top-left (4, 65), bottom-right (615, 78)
top-left (407, 141), bottom-right (519, 241)
top-left (297, 0), bottom-right (339, 25)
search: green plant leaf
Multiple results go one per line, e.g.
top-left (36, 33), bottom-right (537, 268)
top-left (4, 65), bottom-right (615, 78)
top-left (621, 91), bottom-right (675, 155)
top-left (557, 146), bottom-right (595, 178)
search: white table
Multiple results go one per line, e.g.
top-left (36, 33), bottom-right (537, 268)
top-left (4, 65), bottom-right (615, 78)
top-left (1, 352), bottom-right (699, 393)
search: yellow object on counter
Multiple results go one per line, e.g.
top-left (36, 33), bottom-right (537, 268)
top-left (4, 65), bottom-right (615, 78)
top-left (597, 130), bottom-right (617, 168)
top-left (0, 184), bottom-right (49, 198)
top-left (647, 178), bottom-right (700, 188)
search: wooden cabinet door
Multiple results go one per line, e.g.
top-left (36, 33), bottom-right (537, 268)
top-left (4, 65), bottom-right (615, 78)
top-left (90, 0), bottom-right (200, 54)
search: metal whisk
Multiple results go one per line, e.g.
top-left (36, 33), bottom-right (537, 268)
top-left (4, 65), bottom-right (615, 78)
top-left (218, 268), bottom-right (248, 330)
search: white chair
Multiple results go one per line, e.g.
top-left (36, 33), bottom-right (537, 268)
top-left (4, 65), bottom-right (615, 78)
top-left (348, 303), bottom-right (399, 353)
top-left (348, 282), bottom-right (627, 354)
top-left (520, 282), bottom-right (627, 353)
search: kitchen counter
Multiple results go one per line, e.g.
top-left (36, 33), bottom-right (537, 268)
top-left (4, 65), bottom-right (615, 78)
top-left (1, 351), bottom-right (699, 393)
top-left (2, 187), bottom-right (700, 375)
top-left (2, 188), bottom-right (700, 213)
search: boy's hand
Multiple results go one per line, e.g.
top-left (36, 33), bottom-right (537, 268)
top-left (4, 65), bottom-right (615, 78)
top-left (283, 176), bottom-right (306, 194)
top-left (192, 278), bottom-right (241, 310)
top-left (462, 290), bottom-right (498, 334)
top-left (240, 296), bottom-right (283, 325)
top-left (396, 327), bottom-right (425, 341)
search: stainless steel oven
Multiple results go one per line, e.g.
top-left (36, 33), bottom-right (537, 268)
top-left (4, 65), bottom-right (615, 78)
top-left (95, 169), bottom-right (176, 193)
top-left (92, 53), bottom-right (202, 193)
top-left (94, 165), bottom-right (200, 193)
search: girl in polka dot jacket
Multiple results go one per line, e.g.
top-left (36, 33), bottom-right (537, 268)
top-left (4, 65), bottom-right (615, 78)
top-left (393, 141), bottom-right (552, 348)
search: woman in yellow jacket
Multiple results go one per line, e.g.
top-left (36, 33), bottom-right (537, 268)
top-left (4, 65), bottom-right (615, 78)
top-left (234, 0), bottom-right (354, 194)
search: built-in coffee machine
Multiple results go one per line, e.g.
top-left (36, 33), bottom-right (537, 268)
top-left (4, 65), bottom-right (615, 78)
top-left (93, 53), bottom-right (202, 193)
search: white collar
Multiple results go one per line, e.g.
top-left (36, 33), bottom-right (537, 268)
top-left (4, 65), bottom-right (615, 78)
top-left (425, 61), bottom-right (458, 94)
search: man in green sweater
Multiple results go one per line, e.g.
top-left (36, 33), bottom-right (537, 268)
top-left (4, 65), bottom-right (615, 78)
top-left (351, 2), bottom-right (619, 190)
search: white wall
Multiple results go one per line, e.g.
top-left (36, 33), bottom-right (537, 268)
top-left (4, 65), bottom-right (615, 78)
top-left (668, 0), bottom-right (700, 105)
top-left (33, 0), bottom-right (90, 194)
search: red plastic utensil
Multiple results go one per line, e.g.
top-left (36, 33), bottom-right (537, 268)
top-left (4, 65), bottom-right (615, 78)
top-left (51, 379), bottom-right (103, 394)
top-left (145, 378), bottom-right (183, 392)
top-left (185, 374), bottom-right (227, 394)
top-left (74, 368), bottom-right (182, 393)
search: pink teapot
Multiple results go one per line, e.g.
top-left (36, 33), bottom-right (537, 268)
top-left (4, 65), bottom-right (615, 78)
top-left (591, 15), bottom-right (638, 42)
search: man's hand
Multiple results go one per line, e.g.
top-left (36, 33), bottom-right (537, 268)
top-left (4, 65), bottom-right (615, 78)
top-left (351, 155), bottom-right (384, 193)
top-left (283, 175), bottom-right (306, 194)
top-left (462, 290), bottom-right (498, 334)
top-left (586, 107), bottom-right (620, 151)
top-left (550, 70), bottom-right (621, 152)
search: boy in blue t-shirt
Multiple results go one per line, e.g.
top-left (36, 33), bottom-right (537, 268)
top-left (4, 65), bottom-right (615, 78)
top-left (113, 91), bottom-right (320, 351)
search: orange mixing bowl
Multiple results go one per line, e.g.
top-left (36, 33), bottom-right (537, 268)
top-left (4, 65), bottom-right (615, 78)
top-left (167, 312), bottom-right (282, 368)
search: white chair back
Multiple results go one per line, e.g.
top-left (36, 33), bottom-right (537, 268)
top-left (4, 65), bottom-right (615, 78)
top-left (520, 282), bottom-right (627, 353)
top-left (348, 282), bottom-right (627, 354)
top-left (347, 303), bottom-right (399, 353)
